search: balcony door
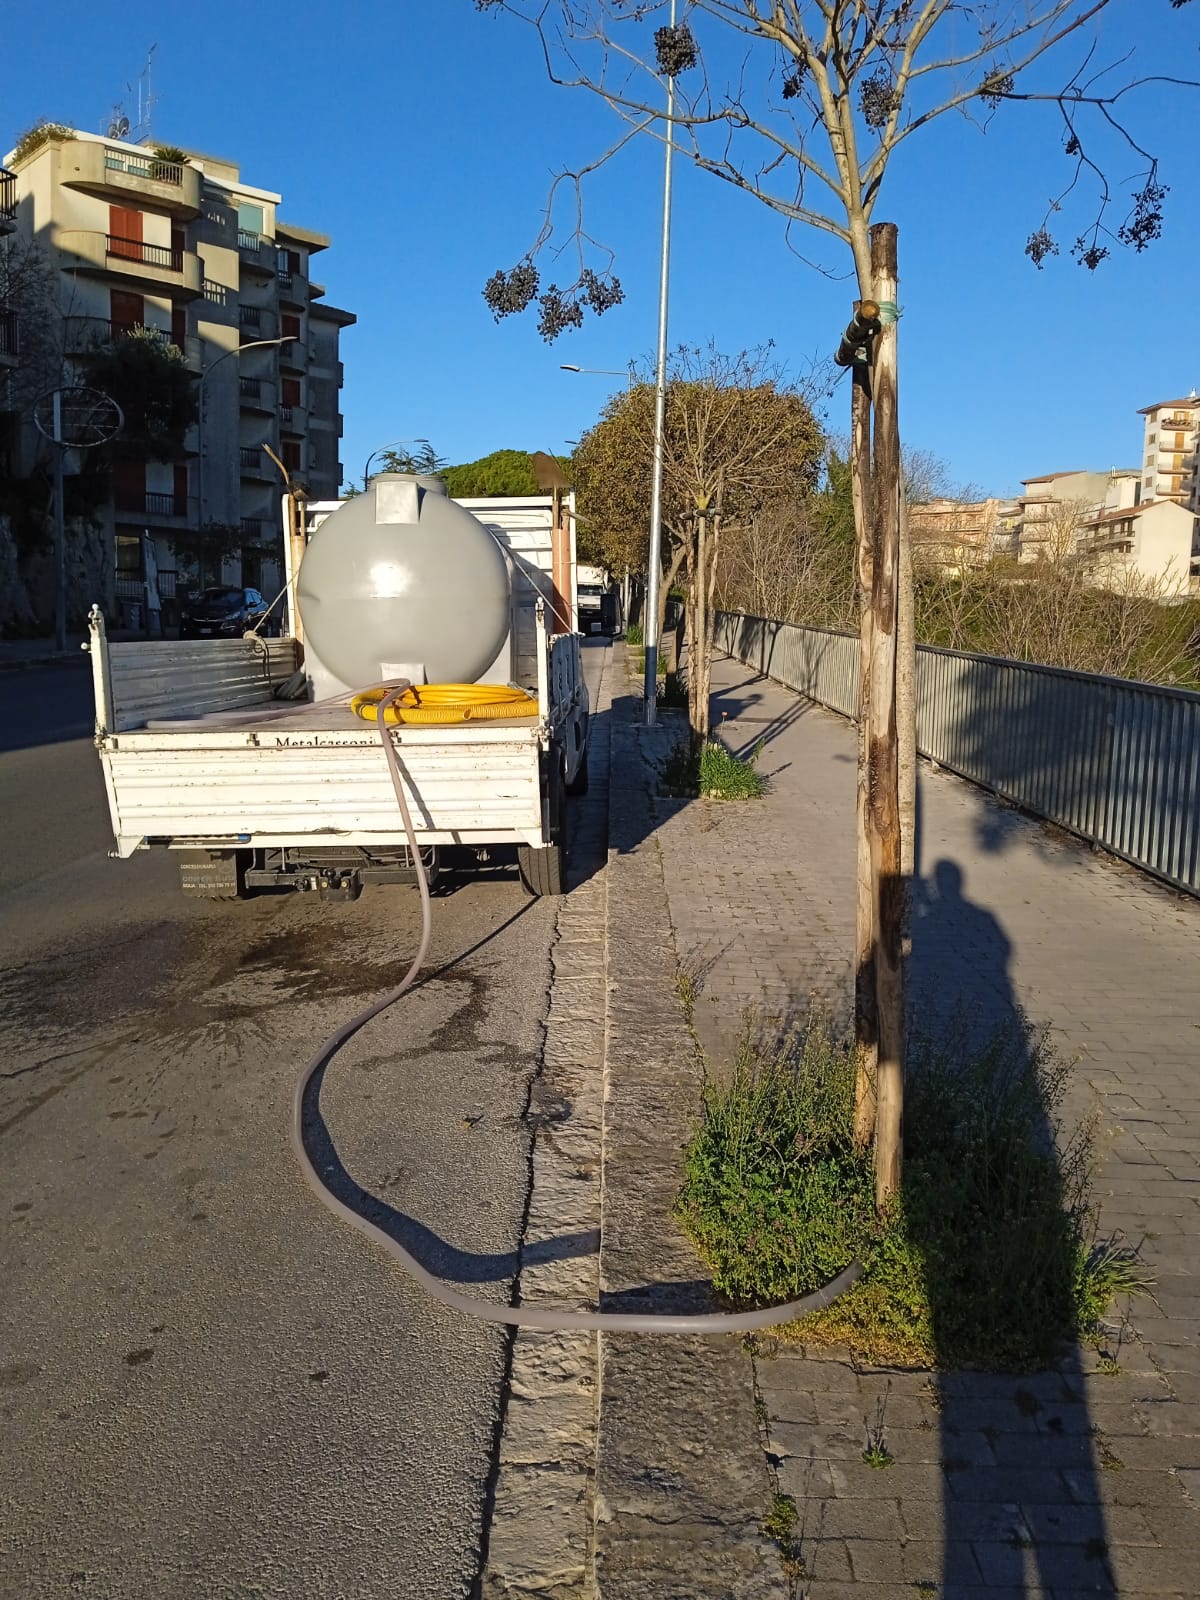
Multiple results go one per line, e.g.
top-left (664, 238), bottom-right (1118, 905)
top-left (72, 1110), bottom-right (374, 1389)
top-left (111, 289), bottom-right (144, 337)
top-left (109, 205), bottom-right (143, 260)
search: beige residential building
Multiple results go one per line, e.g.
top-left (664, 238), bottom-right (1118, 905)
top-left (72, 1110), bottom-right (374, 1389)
top-left (2, 126), bottom-right (354, 620)
top-left (1138, 393), bottom-right (1199, 511)
top-left (908, 495), bottom-right (1020, 570)
top-left (0, 163), bottom-right (17, 376)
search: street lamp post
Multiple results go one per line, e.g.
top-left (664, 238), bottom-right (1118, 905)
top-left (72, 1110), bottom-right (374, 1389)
top-left (644, 0), bottom-right (678, 727)
top-left (196, 335), bottom-right (294, 530)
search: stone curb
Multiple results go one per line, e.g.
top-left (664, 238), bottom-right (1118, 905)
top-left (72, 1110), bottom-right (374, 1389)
top-left (594, 679), bottom-right (786, 1599)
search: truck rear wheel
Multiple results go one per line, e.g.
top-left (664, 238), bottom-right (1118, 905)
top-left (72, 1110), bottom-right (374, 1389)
top-left (519, 757), bottom-right (566, 896)
top-left (517, 840), bottom-right (566, 896)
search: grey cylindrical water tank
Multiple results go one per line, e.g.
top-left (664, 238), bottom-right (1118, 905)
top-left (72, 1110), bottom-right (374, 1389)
top-left (297, 474), bottom-right (511, 687)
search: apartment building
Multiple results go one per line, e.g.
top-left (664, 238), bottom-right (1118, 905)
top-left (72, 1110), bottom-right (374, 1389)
top-left (2, 126), bottom-right (354, 619)
top-left (0, 164), bottom-right (18, 391)
top-left (1138, 394), bottom-right (1199, 512)
top-left (908, 495), bottom-right (1021, 571)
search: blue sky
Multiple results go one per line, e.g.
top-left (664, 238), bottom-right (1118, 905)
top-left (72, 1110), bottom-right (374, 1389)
top-left (6, 1), bottom-right (1197, 497)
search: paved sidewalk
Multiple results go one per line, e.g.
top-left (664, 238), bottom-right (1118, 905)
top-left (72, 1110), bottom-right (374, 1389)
top-left (651, 652), bottom-right (1200, 1599)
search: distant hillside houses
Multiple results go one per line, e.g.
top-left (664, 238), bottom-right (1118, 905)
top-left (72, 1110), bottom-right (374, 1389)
top-left (911, 394), bottom-right (1200, 600)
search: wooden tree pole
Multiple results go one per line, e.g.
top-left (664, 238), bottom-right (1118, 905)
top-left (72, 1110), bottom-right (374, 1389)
top-left (867, 222), bottom-right (906, 1208)
top-left (694, 498), bottom-right (709, 742)
top-left (836, 300), bottom-right (881, 1149)
top-left (852, 366), bottom-right (877, 1147)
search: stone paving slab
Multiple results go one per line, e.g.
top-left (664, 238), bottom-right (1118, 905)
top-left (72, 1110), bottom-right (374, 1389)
top-left (651, 651), bottom-right (1200, 1600)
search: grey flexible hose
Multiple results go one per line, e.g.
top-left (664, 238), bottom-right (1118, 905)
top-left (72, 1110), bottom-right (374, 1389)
top-left (289, 681), bottom-right (863, 1333)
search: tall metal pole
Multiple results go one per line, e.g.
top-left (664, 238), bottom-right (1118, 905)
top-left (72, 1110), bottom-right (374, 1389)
top-left (52, 390), bottom-right (66, 653)
top-left (643, 0), bottom-right (677, 725)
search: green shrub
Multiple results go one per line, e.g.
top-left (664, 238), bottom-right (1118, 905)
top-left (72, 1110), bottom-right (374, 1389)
top-left (12, 122), bottom-right (72, 163)
top-left (676, 1010), bottom-right (1149, 1370)
top-left (626, 621), bottom-right (644, 646)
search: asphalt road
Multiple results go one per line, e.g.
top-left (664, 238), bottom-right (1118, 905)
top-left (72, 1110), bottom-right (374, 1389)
top-left (0, 641), bottom-right (609, 1599)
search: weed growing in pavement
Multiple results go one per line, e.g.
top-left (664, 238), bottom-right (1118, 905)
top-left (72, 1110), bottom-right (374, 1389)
top-left (760, 1491), bottom-right (806, 1583)
top-left (675, 1007), bottom-right (1151, 1371)
top-left (661, 736), bottom-right (766, 799)
top-left (862, 1386), bottom-right (893, 1469)
top-left (625, 621), bottom-right (644, 646)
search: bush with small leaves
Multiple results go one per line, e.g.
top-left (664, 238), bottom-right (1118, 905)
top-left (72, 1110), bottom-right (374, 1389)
top-left (654, 22), bottom-right (697, 77)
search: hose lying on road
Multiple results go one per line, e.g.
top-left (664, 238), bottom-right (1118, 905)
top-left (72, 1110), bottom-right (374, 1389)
top-left (290, 681), bottom-right (863, 1334)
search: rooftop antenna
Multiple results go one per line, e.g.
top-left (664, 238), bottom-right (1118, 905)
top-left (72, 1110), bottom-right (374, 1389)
top-left (128, 45), bottom-right (159, 143)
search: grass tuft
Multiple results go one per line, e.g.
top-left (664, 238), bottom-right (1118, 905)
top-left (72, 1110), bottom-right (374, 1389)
top-left (675, 1008), bottom-right (1150, 1371)
top-left (662, 736), bottom-right (766, 799)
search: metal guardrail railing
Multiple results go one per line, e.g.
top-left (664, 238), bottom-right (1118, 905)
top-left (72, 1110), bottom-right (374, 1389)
top-left (715, 611), bottom-right (1200, 898)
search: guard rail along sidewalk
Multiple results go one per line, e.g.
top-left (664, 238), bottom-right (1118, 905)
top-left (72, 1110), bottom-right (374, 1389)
top-left (715, 611), bottom-right (1200, 898)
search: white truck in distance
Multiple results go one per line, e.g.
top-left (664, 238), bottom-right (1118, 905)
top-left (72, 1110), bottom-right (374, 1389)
top-left (88, 480), bottom-right (590, 899)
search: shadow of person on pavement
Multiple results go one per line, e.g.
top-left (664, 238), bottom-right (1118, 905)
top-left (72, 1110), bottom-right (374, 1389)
top-left (907, 856), bottom-right (1117, 1598)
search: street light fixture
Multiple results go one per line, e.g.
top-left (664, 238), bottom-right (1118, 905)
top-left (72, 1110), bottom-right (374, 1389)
top-left (559, 363), bottom-right (634, 387)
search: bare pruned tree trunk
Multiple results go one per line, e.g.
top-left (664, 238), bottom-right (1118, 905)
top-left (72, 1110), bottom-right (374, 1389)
top-left (867, 223), bottom-right (906, 1209)
top-left (852, 365), bottom-right (877, 1150)
top-left (898, 493), bottom-right (917, 883)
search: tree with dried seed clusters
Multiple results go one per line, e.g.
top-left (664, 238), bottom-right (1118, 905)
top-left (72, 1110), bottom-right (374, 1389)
top-left (475, 0), bottom-right (1197, 1206)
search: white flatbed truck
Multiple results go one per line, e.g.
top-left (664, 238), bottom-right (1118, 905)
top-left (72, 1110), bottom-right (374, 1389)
top-left (87, 493), bottom-right (589, 899)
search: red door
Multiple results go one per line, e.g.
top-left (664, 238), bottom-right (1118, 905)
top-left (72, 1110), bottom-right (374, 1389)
top-left (112, 458), bottom-right (145, 513)
top-left (109, 206), bottom-right (143, 260)
top-left (110, 289), bottom-right (144, 336)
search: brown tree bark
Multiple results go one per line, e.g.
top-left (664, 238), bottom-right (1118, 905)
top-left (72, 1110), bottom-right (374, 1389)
top-left (851, 364), bottom-right (877, 1150)
top-left (897, 492), bottom-right (917, 882)
top-left (866, 223), bottom-right (906, 1209)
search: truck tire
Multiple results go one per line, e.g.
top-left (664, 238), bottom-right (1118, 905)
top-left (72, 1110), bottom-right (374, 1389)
top-left (519, 758), bottom-right (566, 896)
top-left (517, 839), bottom-right (566, 896)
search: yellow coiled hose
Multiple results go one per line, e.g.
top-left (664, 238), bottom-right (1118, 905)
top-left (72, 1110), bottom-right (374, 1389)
top-left (350, 683), bottom-right (539, 725)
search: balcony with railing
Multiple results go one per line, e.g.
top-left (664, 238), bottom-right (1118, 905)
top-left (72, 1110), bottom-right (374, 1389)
top-left (0, 307), bottom-right (18, 363)
top-left (238, 230), bottom-right (277, 275)
top-left (59, 139), bottom-right (201, 217)
top-left (238, 304), bottom-right (262, 329)
top-left (71, 316), bottom-right (204, 374)
top-left (239, 374), bottom-right (275, 413)
top-left (240, 445), bottom-right (270, 475)
top-left (114, 486), bottom-right (189, 520)
top-left (57, 227), bottom-right (201, 297)
top-left (240, 516), bottom-right (264, 540)
top-left (0, 168), bottom-right (16, 232)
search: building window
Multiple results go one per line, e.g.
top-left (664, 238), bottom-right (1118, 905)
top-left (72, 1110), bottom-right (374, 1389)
top-left (281, 377), bottom-right (301, 408)
top-left (281, 440), bottom-right (302, 472)
top-left (281, 313), bottom-right (301, 341)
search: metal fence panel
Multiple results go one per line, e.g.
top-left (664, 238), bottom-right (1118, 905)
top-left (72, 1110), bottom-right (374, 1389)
top-left (716, 611), bottom-right (1200, 898)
